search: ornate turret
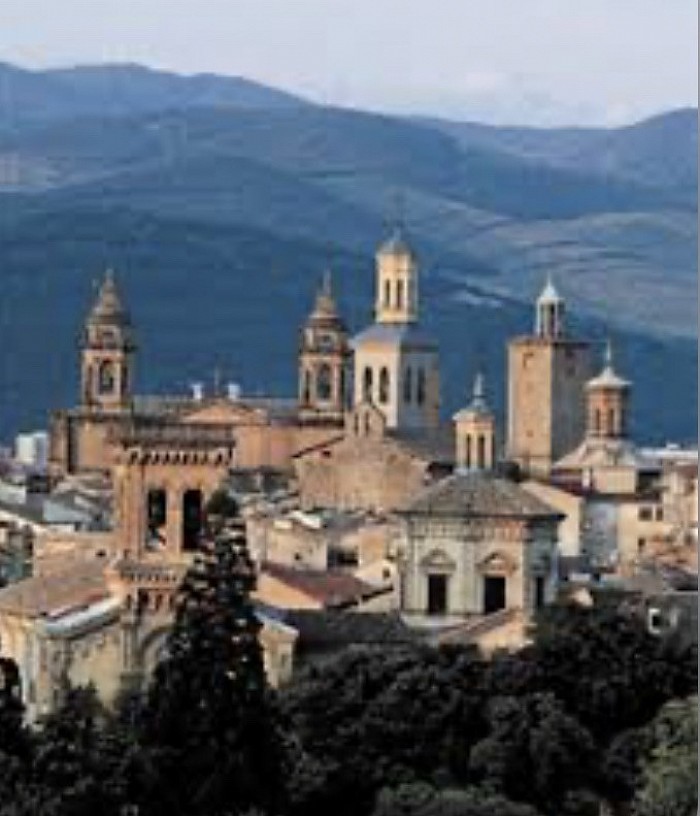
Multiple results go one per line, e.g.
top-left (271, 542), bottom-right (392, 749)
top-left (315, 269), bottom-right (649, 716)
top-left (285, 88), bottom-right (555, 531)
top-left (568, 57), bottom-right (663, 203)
top-left (298, 272), bottom-right (349, 424)
top-left (453, 372), bottom-right (496, 472)
top-left (80, 270), bottom-right (136, 410)
top-left (585, 340), bottom-right (631, 440)
top-left (374, 227), bottom-right (418, 324)
top-left (535, 276), bottom-right (565, 339)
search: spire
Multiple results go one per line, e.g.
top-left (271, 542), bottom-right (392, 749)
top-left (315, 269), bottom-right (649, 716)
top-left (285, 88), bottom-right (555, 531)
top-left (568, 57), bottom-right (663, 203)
top-left (469, 371), bottom-right (489, 413)
top-left (87, 268), bottom-right (131, 328)
top-left (587, 338), bottom-right (630, 391)
top-left (310, 270), bottom-right (341, 322)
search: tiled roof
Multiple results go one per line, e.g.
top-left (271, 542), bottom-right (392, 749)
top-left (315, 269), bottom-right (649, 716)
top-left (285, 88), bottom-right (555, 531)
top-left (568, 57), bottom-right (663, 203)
top-left (401, 472), bottom-right (563, 520)
top-left (389, 426), bottom-right (455, 465)
top-left (0, 558), bottom-right (109, 618)
top-left (260, 562), bottom-right (380, 609)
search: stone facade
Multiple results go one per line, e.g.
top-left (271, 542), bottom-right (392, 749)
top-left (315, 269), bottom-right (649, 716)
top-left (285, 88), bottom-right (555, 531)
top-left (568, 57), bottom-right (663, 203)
top-left (507, 281), bottom-right (592, 477)
top-left (398, 473), bottom-right (561, 622)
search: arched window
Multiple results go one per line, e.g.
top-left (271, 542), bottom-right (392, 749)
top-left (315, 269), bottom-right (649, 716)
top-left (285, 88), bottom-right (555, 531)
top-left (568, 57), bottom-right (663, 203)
top-left (98, 361), bottom-right (115, 395)
top-left (465, 435), bottom-right (472, 469)
top-left (317, 363), bottom-right (332, 401)
top-left (363, 366), bottom-right (373, 402)
top-left (594, 408), bottom-right (602, 435)
top-left (477, 435), bottom-right (486, 469)
top-left (146, 489), bottom-right (167, 549)
top-left (378, 367), bottom-right (390, 404)
top-left (396, 279), bottom-right (404, 310)
top-left (608, 408), bottom-right (616, 435)
top-left (182, 489), bottom-right (203, 552)
top-left (302, 369), bottom-right (312, 404)
top-left (403, 366), bottom-right (412, 403)
top-left (416, 368), bottom-right (426, 406)
top-left (384, 280), bottom-right (391, 308)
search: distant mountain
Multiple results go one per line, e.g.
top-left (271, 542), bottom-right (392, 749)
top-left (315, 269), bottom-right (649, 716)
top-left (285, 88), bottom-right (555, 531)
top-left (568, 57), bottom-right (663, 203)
top-left (424, 108), bottom-right (698, 194)
top-left (0, 62), bottom-right (695, 444)
top-left (0, 62), bottom-right (307, 129)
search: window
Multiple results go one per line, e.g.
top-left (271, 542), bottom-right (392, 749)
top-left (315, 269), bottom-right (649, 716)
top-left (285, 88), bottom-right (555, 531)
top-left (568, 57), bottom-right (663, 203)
top-left (638, 506), bottom-right (653, 522)
top-left (637, 538), bottom-right (647, 554)
top-left (146, 489), bottom-right (167, 549)
top-left (477, 435), bottom-right (486, 469)
top-left (535, 576), bottom-right (546, 609)
top-left (383, 279), bottom-right (391, 308)
top-left (316, 363), bottom-right (332, 401)
top-left (97, 361), bottom-right (115, 395)
top-left (363, 367), bottom-right (373, 402)
top-left (182, 489), bottom-right (203, 552)
top-left (378, 367), bottom-right (390, 404)
top-left (655, 507), bottom-right (664, 521)
top-left (302, 369), bottom-right (312, 404)
top-left (403, 367), bottom-right (412, 403)
top-left (608, 408), bottom-right (616, 433)
top-left (465, 435), bottom-right (472, 469)
top-left (416, 368), bottom-right (426, 406)
top-left (396, 279), bottom-right (404, 310)
top-left (594, 408), bottom-right (602, 435)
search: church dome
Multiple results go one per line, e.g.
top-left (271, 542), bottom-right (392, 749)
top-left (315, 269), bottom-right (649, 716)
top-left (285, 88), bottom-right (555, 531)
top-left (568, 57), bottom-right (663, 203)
top-left (377, 227), bottom-right (414, 258)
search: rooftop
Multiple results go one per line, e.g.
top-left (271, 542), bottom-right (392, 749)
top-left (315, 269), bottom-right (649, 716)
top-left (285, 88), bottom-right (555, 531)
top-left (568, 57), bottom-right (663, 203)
top-left (401, 472), bottom-right (562, 520)
top-left (0, 558), bottom-right (109, 618)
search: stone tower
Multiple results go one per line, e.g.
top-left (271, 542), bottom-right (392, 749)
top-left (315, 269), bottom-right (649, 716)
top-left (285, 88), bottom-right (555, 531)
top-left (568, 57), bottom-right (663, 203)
top-left (80, 270), bottom-right (136, 411)
top-left (507, 278), bottom-right (592, 476)
top-left (585, 341), bottom-right (631, 440)
top-left (453, 373), bottom-right (496, 472)
top-left (298, 272), bottom-right (350, 424)
top-left (351, 229), bottom-right (439, 431)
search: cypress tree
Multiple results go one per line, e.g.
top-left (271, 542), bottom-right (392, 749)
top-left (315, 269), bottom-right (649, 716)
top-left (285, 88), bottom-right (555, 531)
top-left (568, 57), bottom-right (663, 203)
top-left (139, 491), bottom-right (284, 816)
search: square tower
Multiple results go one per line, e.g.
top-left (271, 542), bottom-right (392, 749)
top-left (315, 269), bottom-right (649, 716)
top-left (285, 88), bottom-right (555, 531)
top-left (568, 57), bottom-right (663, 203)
top-left (507, 280), bottom-right (592, 476)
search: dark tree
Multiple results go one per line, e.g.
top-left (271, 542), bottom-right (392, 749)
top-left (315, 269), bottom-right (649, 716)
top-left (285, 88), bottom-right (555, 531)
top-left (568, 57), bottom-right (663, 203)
top-left (372, 782), bottom-right (544, 816)
top-left (138, 493), bottom-right (284, 816)
top-left (0, 656), bottom-right (30, 806)
top-left (469, 692), bottom-right (597, 816)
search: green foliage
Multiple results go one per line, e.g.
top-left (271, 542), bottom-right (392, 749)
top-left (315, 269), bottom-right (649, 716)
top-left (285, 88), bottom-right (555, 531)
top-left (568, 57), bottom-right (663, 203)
top-left (633, 698), bottom-right (698, 816)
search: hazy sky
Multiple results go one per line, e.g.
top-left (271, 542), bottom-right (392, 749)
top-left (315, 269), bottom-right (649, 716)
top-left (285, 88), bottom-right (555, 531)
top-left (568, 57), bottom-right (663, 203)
top-left (1, 0), bottom-right (697, 125)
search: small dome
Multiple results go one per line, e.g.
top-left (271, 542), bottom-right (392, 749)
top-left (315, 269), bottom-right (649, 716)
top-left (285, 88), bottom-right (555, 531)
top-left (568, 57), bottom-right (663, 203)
top-left (377, 227), bottom-right (414, 258)
top-left (586, 341), bottom-right (631, 390)
top-left (453, 372), bottom-right (491, 420)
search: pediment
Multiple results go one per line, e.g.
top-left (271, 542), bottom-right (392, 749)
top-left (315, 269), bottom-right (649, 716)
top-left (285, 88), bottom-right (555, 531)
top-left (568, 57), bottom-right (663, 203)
top-left (419, 548), bottom-right (457, 572)
top-left (478, 550), bottom-right (518, 575)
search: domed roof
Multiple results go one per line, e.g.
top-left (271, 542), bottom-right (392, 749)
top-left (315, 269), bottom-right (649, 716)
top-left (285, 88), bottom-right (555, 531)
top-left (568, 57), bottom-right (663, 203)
top-left (304, 272), bottom-right (347, 333)
top-left (377, 227), bottom-right (414, 258)
top-left (586, 341), bottom-right (631, 390)
top-left (86, 270), bottom-right (132, 328)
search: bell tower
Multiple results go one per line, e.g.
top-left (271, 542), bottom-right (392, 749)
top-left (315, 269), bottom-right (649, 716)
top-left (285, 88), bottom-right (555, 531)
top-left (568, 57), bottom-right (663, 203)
top-left (507, 278), bottom-right (592, 476)
top-left (351, 228), bottom-right (439, 431)
top-left (453, 373), bottom-right (496, 472)
top-left (81, 270), bottom-right (136, 411)
top-left (298, 272), bottom-right (349, 424)
top-left (585, 341), bottom-right (631, 440)
top-left (374, 229), bottom-right (418, 324)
